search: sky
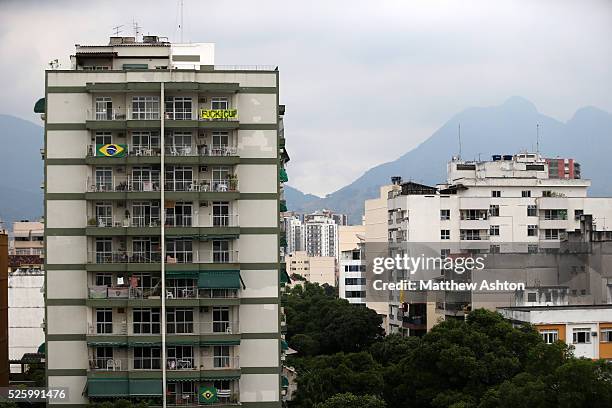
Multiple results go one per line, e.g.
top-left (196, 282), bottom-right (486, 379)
top-left (0, 0), bottom-right (611, 196)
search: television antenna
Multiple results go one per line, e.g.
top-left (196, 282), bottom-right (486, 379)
top-left (458, 123), bottom-right (462, 159)
top-left (48, 59), bottom-right (60, 70)
top-left (178, 0), bottom-right (184, 42)
top-left (536, 123), bottom-right (540, 154)
top-left (132, 19), bottom-right (142, 40)
top-left (112, 24), bottom-right (124, 36)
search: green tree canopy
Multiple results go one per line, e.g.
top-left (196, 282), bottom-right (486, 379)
top-left (314, 392), bottom-right (387, 408)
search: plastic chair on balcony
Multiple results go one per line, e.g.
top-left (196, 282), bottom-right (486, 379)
top-left (166, 290), bottom-right (174, 299)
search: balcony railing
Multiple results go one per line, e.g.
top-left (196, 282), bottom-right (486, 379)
top-left (87, 321), bottom-right (240, 336)
top-left (88, 144), bottom-right (238, 158)
top-left (87, 216), bottom-right (161, 228)
top-left (89, 286), bottom-right (239, 300)
top-left (86, 177), bottom-right (161, 193)
top-left (165, 179), bottom-right (239, 192)
top-left (88, 214), bottom-right (238, 228)
top-left (87, 250), bottom-right (239, 264)
top-left (167, 356), bottom-right (240, 371)
top-left (211, 214), bottom-right (239, 227)
top-left (87, 108), bottom-right (160, 121)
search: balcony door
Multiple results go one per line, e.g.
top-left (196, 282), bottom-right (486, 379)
top-left (166, 202), bottom-right (193, 227)
top-left (165, 166), bottom-right (193, 192)
top-left (167, 131), bottom-right (193, 155)
top-left (95, 167), bottom-right (113, 191)
top-left (132, 237), bottom-right (159, 262)
top-left (132, 201), bottom-right (160, 227)
top-left (132, 167), bottom-right (159, 192)
top-left (95, 97), bottom-right (112, 120)
top-left (166, 239), bottom-right (193, 263)
top-left (212, 307), bottom-right (230, 333)
top-left (212, 240), bottom-right (230, 263)
top-left (95, 202), bottom-right (113, 227)
top-left (212, 202), bottom-right (230, 227)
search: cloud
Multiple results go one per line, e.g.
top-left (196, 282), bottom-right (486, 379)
top-left (1, 0), bottom-right (611, 196)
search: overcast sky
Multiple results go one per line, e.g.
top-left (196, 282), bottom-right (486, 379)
top-left (1, 0), bottom-right (611, 196)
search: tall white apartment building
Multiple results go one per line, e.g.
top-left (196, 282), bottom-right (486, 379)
top-left (284, 213), bottom-right (339, 258)
top-left (338, 225), bottom-right (366, 304)
top-left (41, 36), bottom-right (284, 406)
top-left (284, 216), bottom-right (304, 256)
top-left (383, 153), bottom-right (612, 336)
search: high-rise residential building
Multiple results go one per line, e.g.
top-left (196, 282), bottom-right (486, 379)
top-left (11, 220), bottom-right (44, 257)
top-left (42, 36), bottom-right (283, 406)
top-left (381, 153), bottom-right (612, 336)
top-left (338, 225), bottom-right (366, 304)
top-left (284, 216), bottom-right (304, 256)
top-left (0, 230), bottom-right (9, 387)
top-left (284, 212), bottom-right (339, 258)
top-left (545, 157), bottom-right (581, 179)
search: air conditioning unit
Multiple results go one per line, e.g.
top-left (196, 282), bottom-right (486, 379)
top-left (118, 308), bottom-right (125, 314)
top-left (198, 97), bottom-right (207, 103)
top-left (199, 166), bottom-right (208, 172)
top-left (200, 201), bottom-right (209, 207)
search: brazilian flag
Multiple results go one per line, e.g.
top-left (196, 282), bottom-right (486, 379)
top-left (97, 143), bottom-right (126, 157)
top-left (198, 386), bottom-right (218, 404)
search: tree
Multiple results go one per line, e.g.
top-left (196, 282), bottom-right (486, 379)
top-left (315, 393), bottom-right (387, 408)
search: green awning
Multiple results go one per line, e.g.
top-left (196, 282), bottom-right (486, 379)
top-left (123, 63), bottom-right (148, 70)
top-left (88, 341), bottom-right (128, 347)
top-left (197, 234), bottom-right (240, 241)
top-left (128, 341), bottom-right (162, 347)
top-left (200, 339), bottom-right (241, 346)
top-left (129, 379), bottom-right (163, 396)
top-left (198, 270), bottom-right (241, 289)
top-left (281, 339), bottom-right (289, 351)
top-left (280, 267), bottom-right (291, 285)
top-left (279, 168), bottom-right (289, 183)
top-left (166, 270), bottom-right (199, 279)
top-left (37, 343), bottom-right (45, 354)
top-left (280, 200), bottom-right (288, 212)
top-left (282, 376), bottom-right (289, 388)
top-left (88, 379), bottom-right (129, 397)
top-left (200, 374), bottom-right (240, 380)
top-left (167, 339), bottom-right (199, 346)
top-left (34, 98), bottom-right (45, 114)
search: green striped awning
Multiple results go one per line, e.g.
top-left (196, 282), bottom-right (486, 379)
top-left (279, 168), bottom-right (289, 183)
top-left (88, 341), bottom-right (128, 347)
top-left (281, 339), bottom-right (289, 351)
top-left (200, 374), bottom-right (241, 380)
top-left (200, 339), bottom-right (241, 346)
top-left (88, 379), bottom-right (129, 397)
top-left (37, 343), bottom-right (45, 354)
top-left (167, 339), bottom-right (200, 346)
top-left (198, 270), bottom-right (241, 289)
top-left (282, 376), bottom-right (289, 388)
top-left (280, 200), bottom-right (288, 212)
top-left (166, 270), bottom-right (199, 279)
top-left (129, 379), bottom-right (163, 396)
top-left (280, 266), bottom-right (291, 285)
top-left (128, 341), bottom-right (162, 347)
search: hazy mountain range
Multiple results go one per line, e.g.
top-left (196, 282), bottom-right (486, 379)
top-left (1, 96), bottom-right (611, 227)
top-left (285, 97), bottom-right (612, 223)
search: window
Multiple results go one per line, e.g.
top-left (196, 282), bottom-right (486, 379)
top-left (166, 202), bottom-right (193, 227)
top-left (601, 329), bottom-right (612, 343)
top-left (489, 245), bottom-right (500, 254)
top-left (544, 229), bottom-right (560, 240)
top-left (167, 308), bottom-right (194, 334)
top-left (167, 278), bottom-right (197, 298)
top-left (540, 330), bottom-right (558, 344)
top-left (132, 201), bottom-right (161, 227)
top-left (575, 209), bottom-right (584, 220)
top-left (213, 240), bottom-right (230, 263)
top-left (95, 238), bottom-right (112, 263)
top-left (522, 190), bottom-right (531, 198)
top-left (490, 225), bottom-right (500, 236)
top-left (527, 293), bottom-right (537, 302)
top-left (95, 202), bottom-right (113, 227)
top-left (211, 97), bottom-right (229, 110)
top-left (95, 131), bottom-right (112, 146)
top-left (165, 97), bottom-right (192, 120)
top-left (95, 273), bottom-right (113, 287)
top-left (212, 202), bottom-right (230, 226)
top-left (212, 307), bottom-right (230, 333)
top-left (95, 97), bottom-right (113, 120)
top-left (95, 308), bottom-right (113, 334)
top-left (213, 345), bottom-right (231, 368)
top-left (131, 131), bottom-right (160, 150)
top-left (440, 210), bottom-right (450, 221)
top-left (528, 244), bottom-right (539, 254)
top-left (572, 328), bottom-right (591, 344)
top-left (167, 131), bottom-right (193, 155)
top-left (95, 167), bottom-right (113, 191)
top-left (212, 131), bottom-right (229, 148)
top-left (527, 205), bottom-right (537, 217)
top-left (95, 346), bottom-right (114, 366)
top-left (345, 291), bottom-right (367, 298)
top-left (132, 237), bottom-right (160, 262)
top-left (166, 238), bottom-right (193, 263)
top-left (167, 346), bottom-right (194, 370)
top-left (133, 308), bottom-right (161, 334)
top-left (543, 209), bottom-right (568, 220)
top-left (528, 225), bottom-right (538, 237)
top-left (440, 230), bottom-right (450, 240)
top-left (345, 278), bottom-right (366, 285)
top-left (167, 382), bottom-right (197, 405)
top-left (133, 346), bottom-right (161, 370)
top-left (131, 96), bottom-right (159, 120)
top-left (489, 205), bottom-right (499, 217)
top-left (545, 292), bottom-right (552, 302)
top-left (492, 190), bottom-right (501, 198)
top-left (165, 166), bottom-right (193, 192)
top-left (440, 248), bottom-right (450, 258)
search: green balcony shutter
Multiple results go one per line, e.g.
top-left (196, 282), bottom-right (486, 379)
top-left (197, 270), bottom-right (241, 289)
top-left (280, 200), bottom-right (288, 212)
top-left (279, 168), bottom-right (289, 183)
top-left (87, 379), bottom-right (129, 397)
top-left (129, 379), bottom-right (163, 396)
top-left (280, 266), bottom-right (291, 285)
top-left (166, 270), bottom-right (199, 279)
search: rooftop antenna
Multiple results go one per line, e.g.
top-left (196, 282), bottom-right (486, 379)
top-left (536, 123), bottom-right (540, 155)
top-left (458, 123), bottom-right (462, 159)
top-left (178, 0), bottom-right (184, 42)
top-left (132, 19), bottom-right (141, 41)
top-left (112, 24), bottom-right (124, 36)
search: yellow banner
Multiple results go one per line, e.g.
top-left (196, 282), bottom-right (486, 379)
top-left (199, 109), bottom-right (238, 120)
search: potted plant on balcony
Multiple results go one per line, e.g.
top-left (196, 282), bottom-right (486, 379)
top-left (87, 217), bottom-right (97, 226)
top-left (123, 210), bottom-right (131, 227)
top-left (228, 174), bottom-right (238, 191)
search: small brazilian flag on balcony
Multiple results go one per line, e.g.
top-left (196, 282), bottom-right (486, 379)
top-left (97, 144), bottom-right (126, 157)
top-left (198, 386), bottom-right (218, 404)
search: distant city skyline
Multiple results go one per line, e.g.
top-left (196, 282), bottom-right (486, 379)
top-left (1, 0), bottom-right (611, 195)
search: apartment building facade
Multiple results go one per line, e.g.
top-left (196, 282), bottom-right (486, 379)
top-left (285, 251), bottom-right (336, 287)
top-left (498, 305), bottom-right (612, 360)
top-left (284, 213), bottom-right (339, 258)
top-left (11, 220), bottom-right (44, 257)
top-left (0, 231), bottom-right (8, 387)
top-left (42, 36), bottom-right (283, 406)
top-left (338, 225), bottom-right (366, 304)
top-left (383, 153), bottom-right (612, 336)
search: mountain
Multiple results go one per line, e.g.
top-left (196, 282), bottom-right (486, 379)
top-left (285, 97), bottom-right (612, 223)
top-left (0, 114), bottom-right (44, 227)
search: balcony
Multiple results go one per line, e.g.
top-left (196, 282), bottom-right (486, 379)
top-left (87, 321), bottom-right (240, 336)
top-left (459, 230), bottom-right (489, 241)
top-left (88, 286), bottom-right (239, 301)
top-left (87, 250), bottom-right (239, 264)
top-left (87, 108), bottom-right (160, 121)
top-left (165, 179), bottom-right (239, 193)
top-left (86, 144), bottom-right (238, 159)
top-left (86, 177), bottom-right (161, 193)
top-left (88, 356), bottom-right (240, 372)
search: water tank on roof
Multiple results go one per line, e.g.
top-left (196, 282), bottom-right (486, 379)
top-left (503, 155), bottom-right (513, 161)
top-left (492, 155), bottom-right (502, 161)
top-left (143, 35), bottom-right (159, 44)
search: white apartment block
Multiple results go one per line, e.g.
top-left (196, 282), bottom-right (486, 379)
top-left (284, 213), bottom-right (339, 258)
top-left (285, 251), bottom-right (336, 287)
top-left (12, 220), bottom-right (44, 256)
top-left (338, 225), bottom-right (366, 304)
top-left (41, 36), bottom-right (283, 406)
top-left (382, 153), bottom-right (612, 336)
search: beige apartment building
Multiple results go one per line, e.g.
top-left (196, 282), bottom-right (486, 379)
top-left (12, 220), bottom-right (44, 257)
top-left (285, 251), bottom-right (336, 287)
top-left (41, 36), bottom-right (284, 406)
